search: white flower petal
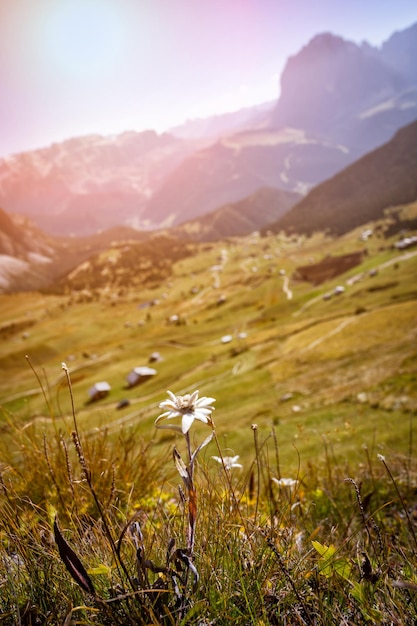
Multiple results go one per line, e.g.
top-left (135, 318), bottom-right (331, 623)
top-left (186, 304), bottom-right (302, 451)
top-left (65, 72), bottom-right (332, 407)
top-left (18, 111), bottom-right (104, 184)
top-left (189, 390), bottom-right (199, 403)
top-left (156, 410), bottom-right (172, 420)
top-left (194, 412), bottom-right (209, 424)
top-left (211, 455), bottom-right (242, 469)
top-left (272, 477), bottom-right (298, 488)
top-left (196, 396), bottom-right (216, 407)
top-left (166, 411), bottom-right (182, 420)
top-left (155, 390), bottom-right (215, 433)
top-left (155, 413), bottom-right (182, 432)
top-left (159, 399), bottom-right (176, 411)
top-left (196, 408), bottom-right (214, 417)
top-left (181, 412), bottom-right (195, 434)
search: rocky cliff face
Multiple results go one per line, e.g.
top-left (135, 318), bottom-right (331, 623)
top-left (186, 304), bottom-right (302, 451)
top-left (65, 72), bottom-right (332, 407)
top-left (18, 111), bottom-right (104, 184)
top-left (380, 22), bottom-right (417, 85)
top-left (270, 28), bottom-right (417, 156)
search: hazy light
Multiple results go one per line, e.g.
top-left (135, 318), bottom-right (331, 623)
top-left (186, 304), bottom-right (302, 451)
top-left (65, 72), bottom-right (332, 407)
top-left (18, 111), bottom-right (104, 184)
top-left (0, 0), bottom-right (416, 156)
top-left (37, 0), bottom-right (130, 79)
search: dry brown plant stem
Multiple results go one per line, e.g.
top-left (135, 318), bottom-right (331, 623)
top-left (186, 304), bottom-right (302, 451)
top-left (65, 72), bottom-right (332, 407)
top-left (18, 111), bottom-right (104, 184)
top-left (61, 363), bottom-right (137, 593)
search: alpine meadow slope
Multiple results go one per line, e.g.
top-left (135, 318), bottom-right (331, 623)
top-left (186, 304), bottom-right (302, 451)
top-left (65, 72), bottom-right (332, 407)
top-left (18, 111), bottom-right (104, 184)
top-left (1, 16), bottom-right (417, 625)
top-left (1, 208), bottom-right (417, 457)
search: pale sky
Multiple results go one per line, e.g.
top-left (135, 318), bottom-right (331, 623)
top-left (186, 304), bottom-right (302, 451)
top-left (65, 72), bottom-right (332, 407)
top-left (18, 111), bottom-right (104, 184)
top-left (1, 0), bottom-right (417, 156)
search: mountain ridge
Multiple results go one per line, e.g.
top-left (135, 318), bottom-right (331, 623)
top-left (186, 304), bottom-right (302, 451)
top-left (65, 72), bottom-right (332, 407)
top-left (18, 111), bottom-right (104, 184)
top-left (0, 130), bottom-right (197, 236)
top-left (270, 27), bottom-right (417, 154)
top-left (140, 128), bottom-right (352, 227)
top-left (0, 22), bottom-right (416, 236)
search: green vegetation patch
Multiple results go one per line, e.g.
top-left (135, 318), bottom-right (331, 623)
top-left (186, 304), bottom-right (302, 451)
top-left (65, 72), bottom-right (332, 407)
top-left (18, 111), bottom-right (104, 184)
top-left (1, 217), bottom-right (417, 623)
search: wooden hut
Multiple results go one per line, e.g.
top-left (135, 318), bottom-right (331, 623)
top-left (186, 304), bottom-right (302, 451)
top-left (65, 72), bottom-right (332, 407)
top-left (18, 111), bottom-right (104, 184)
top-left (126, 366), bottom-right (157, 388)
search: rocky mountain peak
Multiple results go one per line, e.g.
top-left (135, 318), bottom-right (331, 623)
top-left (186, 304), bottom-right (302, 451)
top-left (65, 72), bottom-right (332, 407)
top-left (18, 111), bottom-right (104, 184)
top-left (271, 28), bottom-right (413, 151)
top-left (380, 22), bottom-right (417, 84)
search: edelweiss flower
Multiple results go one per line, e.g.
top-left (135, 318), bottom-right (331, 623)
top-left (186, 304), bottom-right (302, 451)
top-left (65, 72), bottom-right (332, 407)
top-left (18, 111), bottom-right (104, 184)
top-left (211, 455), bottom-right (242, 470)
top-left (155, 390), bottom-right (215, 434)
top-left (272, 477), bottom-right (298, 488)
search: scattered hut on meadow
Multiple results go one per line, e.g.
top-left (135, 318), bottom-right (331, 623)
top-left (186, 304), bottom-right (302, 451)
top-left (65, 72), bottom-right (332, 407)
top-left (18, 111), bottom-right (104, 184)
top-left (148, 352), bottom-right (163, 363)
top-left (394, 235), bottom-right (417, 250)
top-left (126, 366), bottom-right (157, 388)
top-left (88, 381), bottom-right (111, 402)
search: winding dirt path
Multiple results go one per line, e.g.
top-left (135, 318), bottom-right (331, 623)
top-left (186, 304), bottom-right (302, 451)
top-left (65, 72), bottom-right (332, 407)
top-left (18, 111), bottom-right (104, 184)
top-left (282, 275), bottom-right (293, 300)
top-left (304, 317), bottom-right (354, 351)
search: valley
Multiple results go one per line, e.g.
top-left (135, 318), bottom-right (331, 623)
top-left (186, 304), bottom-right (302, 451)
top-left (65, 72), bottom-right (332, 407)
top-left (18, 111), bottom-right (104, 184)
top-left (1, 208), bottom-right (416, 475)
top-left (1, 11), bottom-right (417, 623)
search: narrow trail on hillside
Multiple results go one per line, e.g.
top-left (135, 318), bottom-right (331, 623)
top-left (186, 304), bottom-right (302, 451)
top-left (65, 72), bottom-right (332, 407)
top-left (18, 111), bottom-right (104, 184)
top-left (282, 275), bottom-right (293, 300)
top-left (212, 271), bottom-right (221, 289)
top-left (304, 317), bottom-right (355, 352)
top-left (210, 247), bottom-right (229, 290)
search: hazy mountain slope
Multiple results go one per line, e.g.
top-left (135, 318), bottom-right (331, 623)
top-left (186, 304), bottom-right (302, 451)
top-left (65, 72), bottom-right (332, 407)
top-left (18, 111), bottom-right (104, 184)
top-left (264, 119), bottom-right (417, 236)
top-left (0, 131), bottom-right (194, 236)
top-left (172, 187), bottom-right (301, 241)
top-left (144, 24), bottom-right (417, 228)
top-left (380, 22), bottom-right (417, 85)
top-left (169, 101), bottom-right (273, 141)
top-left (0, 24), bottom-right (416, 237)
top-left (0, 209), bottom-right (150, 293)
top-left (272, 33), bottom-right (407, 136)
top-left (0, 208), bottom-right (59, 292)
top-left (141, 128), bottom-right (351, 227)
top-left (0, 208), bottom-right (60, 260)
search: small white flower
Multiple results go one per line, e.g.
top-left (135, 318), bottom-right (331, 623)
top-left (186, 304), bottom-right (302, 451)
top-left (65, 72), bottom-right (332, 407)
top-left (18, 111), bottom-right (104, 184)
top-left (211, 455), bottom-right (242, 470)
top-left (272, 477), bottom-right (298, 488)
top-left (155, 390), bottom-right (215, 434)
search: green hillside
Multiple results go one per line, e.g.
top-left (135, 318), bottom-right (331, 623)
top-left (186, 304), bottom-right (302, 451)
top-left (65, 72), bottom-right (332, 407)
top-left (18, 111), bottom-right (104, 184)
top-left (173, 186), bottom-right (301, 242)
top-left (2, 205), bottom-right (416, 471)
top-left (1, 205), bottom-right (417, 624)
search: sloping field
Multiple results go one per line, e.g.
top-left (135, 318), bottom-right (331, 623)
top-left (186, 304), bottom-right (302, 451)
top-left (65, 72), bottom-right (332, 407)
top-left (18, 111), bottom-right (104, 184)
top-left (1, 218), bottom-right (416, 475)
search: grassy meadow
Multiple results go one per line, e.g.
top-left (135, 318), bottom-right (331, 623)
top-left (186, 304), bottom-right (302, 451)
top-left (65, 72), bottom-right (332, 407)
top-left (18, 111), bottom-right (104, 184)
top-left (0, 213), bottom-right (417, 624)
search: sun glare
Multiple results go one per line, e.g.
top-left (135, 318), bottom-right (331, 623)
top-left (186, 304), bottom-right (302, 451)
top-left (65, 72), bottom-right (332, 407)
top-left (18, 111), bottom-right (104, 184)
top-left (38, 0), bottom-right (129, 79)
